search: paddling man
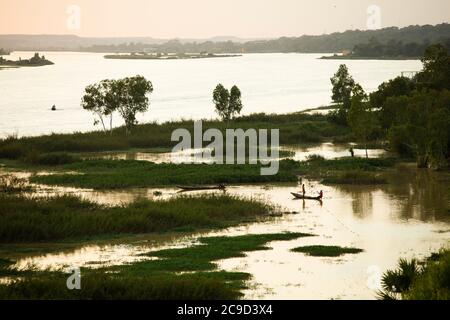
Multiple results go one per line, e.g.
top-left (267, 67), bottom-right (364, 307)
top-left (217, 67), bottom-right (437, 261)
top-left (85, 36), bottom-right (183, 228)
top-left (318, 190), bottom-right (323, 200)
top-left (302, 184), bottom-right (305, 197)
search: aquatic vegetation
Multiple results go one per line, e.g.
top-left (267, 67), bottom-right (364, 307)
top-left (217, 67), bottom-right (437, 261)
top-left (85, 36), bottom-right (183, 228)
top-left (125, 233), bottom-right (314, 274)
top-left (23, 151), bottom-right (80, 166)
top-left (30, 159), bottom-right (299, 189)
top-left (0, 233), bottom-right (311, 299)
top-left (0, 175), bottom-right (31, 193)
top-left (291, 245), bottom-right (363, 257)
top-left (0, 272), bottom-right (241, 300)
top-left (296, 157), bottom-right (395, 185)
top-left (321, 170), bottom-right (387, 185)
top-left (0, 194), bottom-right (274, 242)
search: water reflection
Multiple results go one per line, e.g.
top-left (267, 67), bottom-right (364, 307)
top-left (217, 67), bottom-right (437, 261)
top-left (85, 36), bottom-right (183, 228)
top-left (83, 143), bottom-right (387, 164)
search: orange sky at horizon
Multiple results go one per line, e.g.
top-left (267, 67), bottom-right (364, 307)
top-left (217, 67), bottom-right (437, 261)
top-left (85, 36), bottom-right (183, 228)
top-left (0, 0), bottom-right (449, 38)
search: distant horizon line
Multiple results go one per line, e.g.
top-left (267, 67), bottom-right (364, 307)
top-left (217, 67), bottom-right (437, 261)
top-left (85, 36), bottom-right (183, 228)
top-left (1, 22), bottom-right (448, 41)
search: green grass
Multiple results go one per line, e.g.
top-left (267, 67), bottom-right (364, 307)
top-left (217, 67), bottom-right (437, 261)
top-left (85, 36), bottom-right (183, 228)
top-left (321, 170), bottom-right (387, 185)
top-left (0, 233), bottom-right (311, 299)
top-left (23, 157), bottom-right (395, 189)
top-left (122, 233), bottom-right (314, 274)
top-left (297, 157), bottom-right (395, 185)
top-left (0, 272), bottom-right (242, 300)
top-left (0, 194), bottom-right (273, 243)
top-left (0, 113), bottom-right (350, 159)
top-left (29, 159), bottom-right (300, 189)
top-left (291, 245), bottom-right (363, 257)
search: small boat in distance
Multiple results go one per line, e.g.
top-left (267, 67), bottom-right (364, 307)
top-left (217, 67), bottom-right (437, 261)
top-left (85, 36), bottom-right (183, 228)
top-left (177, 184), bottom-right (226, 191)
top-left (291, 192), bottom-right (323, 201)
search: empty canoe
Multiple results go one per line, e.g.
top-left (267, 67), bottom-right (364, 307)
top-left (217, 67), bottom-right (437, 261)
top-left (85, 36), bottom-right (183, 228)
top-left (178, 185), bottom-right (226, 191)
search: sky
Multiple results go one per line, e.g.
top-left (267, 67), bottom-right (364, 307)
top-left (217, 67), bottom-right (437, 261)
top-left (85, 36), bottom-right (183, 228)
top-left (0, 0), bottom-right (449, 38)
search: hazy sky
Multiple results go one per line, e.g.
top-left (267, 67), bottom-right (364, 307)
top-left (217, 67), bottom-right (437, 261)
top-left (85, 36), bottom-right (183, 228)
top-left (1, 0), bottom-right (449, 38)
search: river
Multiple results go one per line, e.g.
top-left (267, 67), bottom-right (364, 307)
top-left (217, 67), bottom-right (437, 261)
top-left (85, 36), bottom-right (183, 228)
top-left (0, 52), bottom-right (421, 137)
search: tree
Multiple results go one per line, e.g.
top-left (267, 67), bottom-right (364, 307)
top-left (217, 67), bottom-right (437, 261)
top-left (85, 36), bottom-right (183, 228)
top-left (114, 75), bottom-right (153, 135)
top-left (81, 75), bottom-right (153, 135)
top-left (229, 85), bottom-right (243, 119)
top-left (417, 44), bottom-right (450, 90)
top-left (330, 64), bottom-right (356, 124)
top-left (81, 80), bottom-right (113, 133)
top-left (213, 84), bottom-right (243, 123)
top-left (347, 84), bottom-right (379, 158)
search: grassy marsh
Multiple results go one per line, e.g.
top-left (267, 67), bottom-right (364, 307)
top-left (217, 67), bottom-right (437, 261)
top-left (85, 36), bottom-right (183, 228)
top-left (0, 194), bottom-right (274, 243)
top-left (29, 159), bottom-right (300, 189)
top-left (0, 113), bottom-right (350, 160)
top-left (291, 245), bottom-right (363, 257)
top-left (0, 233), bottom-right (311, 299)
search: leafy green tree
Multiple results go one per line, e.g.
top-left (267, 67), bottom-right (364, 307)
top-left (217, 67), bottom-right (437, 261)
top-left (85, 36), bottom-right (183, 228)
top-left (229, 85), bottom-right (243, 118)
top-left (387, 90), bottom-right (450, 168)
top-left (330, 64), bottom-right (356, 124)
top-left (417, 44), bottom-right (450, 90)
top-left (347, 84), bottom-right (379, 158)
top-left (81, 80), bottom-right (114, 133)
top-left (370, 77), bottom-right (415, 108)
top-left (115, 76), bottom-right (153, 135)
top-left (213, 84), bottom-right (243, 123)
top-left (82, 76), bottom-right (153, 135)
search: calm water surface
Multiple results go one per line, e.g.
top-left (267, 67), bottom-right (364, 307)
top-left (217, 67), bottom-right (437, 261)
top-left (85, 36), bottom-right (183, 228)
top-left (0, 52), bottom-right (421, 137)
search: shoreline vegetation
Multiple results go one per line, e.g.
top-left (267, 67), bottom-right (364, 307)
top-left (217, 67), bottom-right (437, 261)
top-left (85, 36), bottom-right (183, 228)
top-left (0, 53), bottom-right (53, 67)
top-left (0, 113), bottom-right (350, 158)
top-left (104, 52), bottom-right (242, 60)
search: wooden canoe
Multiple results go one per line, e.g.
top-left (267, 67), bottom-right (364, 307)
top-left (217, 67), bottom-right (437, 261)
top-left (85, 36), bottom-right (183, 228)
top-left (177, 185), bottom-right (226, 191)
top-left (291, 192), bottom-right (322, 200)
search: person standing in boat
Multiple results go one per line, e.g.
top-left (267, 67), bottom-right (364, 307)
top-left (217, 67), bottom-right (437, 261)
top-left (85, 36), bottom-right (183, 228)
top-left (318, 190), bottom-right (323, 200)
top-left (302, 184), bottom-right (306, 197)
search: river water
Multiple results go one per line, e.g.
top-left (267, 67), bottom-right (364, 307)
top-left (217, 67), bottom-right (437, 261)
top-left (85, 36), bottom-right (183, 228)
top-left (0, 52), bottom-right (421, 137)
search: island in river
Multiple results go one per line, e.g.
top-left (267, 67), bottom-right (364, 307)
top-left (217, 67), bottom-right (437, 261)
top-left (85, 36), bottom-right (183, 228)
top-left (319, 53), bottom-right (420, 60)
top-left (0, 52), bottom-right (54, 67)
top-left (104, 52), bottom-right (242, 60)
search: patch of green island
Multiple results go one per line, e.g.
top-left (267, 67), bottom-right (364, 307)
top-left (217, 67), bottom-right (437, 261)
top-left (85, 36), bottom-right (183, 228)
top-left (0, 233), bottom-right (311, 299)
top-left (320, 54), bottom-right (420, 60)
top-left (0, 53), bottom-right (54, 67)
top-left (291, 245), bottom-right (363, 257)
top-left (104, 52), bottom-right (242, 60)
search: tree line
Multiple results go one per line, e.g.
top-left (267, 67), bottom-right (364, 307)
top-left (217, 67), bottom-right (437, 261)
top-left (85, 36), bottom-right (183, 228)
top-left (330, 43), bottom-right (450, 168)
top-left (76, 24), bottom-right (450, 54)
top-left (82, 79), bottom-right (243, 134)
top-left (352, 37), bottom-right (450, 58)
